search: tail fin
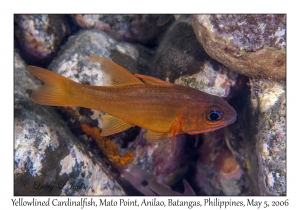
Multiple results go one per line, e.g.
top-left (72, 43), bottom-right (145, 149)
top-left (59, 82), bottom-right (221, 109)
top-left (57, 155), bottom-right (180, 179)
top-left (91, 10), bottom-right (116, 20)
top-left (27, 66), bottom-right (77, 106)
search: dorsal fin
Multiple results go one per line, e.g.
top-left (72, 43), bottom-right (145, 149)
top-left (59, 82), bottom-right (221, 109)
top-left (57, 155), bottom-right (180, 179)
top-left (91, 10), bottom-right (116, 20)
top-left (100, 114), bottom-right (134, 136)
top-left (143, 130), bottom-right (172, 140)
top-left (135, 74), bottom-right (172, 86)
top-left (86, 54), bottom-right (143, 86)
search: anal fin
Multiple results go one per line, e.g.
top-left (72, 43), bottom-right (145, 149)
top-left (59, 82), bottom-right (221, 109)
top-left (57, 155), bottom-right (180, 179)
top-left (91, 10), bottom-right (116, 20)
top-left (143, 130), bottom-right (172, 140)
top-left (100, 114), bottom-right (134, 136)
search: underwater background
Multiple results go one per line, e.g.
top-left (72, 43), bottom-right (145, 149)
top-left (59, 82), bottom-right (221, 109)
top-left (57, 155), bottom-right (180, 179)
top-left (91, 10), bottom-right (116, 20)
top-left (14, 14), bottom-right (286, 196)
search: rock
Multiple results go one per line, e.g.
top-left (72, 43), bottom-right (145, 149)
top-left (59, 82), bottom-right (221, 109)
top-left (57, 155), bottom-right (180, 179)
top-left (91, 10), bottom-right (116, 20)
top-left (120, 163), bottom-right (196, 195)
top-left (72, 14), bottom-right (174, 47)
top-left (130, 130), bottom-right (193, 185)
top-left (225, 76), bottom-right (286, 195)
top-left (250, 78), bottom-right (286, 195)
top-left (151, 17), bottom-right (238, 97)
top-left (14, 51), bottom-right (125, 196)
top-left (195, 129), bottom-right (251, 195)
top-left (14, 14), bottom-right (70, 64)
top-left (191, 15), bottom-right (286, 80)
top-left (251, 79), bottom-right (285, 113)
top-left (14, 51), bottom-right (42, 103)
top-left (174, 62), bottom-right (237, 97)
top-left (48, 29), bottom-right (153, 84)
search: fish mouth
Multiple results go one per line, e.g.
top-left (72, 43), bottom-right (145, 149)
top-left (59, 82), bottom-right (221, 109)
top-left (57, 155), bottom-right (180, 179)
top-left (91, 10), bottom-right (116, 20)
top-left (224, 108), bottom-right (237, 124)
top-left (224, 116), bottom-right (236, 123)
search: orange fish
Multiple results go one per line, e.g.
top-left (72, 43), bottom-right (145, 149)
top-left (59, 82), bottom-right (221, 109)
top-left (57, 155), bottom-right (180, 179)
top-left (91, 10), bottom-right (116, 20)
top-left (27, 54), bottom-right (236, 142)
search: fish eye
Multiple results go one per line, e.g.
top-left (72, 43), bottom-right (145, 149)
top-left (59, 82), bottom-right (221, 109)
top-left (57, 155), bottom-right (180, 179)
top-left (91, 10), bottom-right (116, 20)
top-left (208, 110), bottom-right (222, 121)
top-left (205, 106), bottom-right (223, 122)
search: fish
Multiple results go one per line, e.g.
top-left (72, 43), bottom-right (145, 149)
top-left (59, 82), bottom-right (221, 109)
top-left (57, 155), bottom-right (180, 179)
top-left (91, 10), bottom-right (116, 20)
top-left (27, 54), bottom-right (236, 142)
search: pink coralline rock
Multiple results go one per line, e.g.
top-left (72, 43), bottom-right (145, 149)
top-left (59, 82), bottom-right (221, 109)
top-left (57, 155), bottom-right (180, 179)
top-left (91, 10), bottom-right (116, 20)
top-left (225, 77), bottom-right (286, 195)
top-left (152, 17), bottom-right (238, 97)
top-left (174, 60), bottom-right (238, 97)
top-left (219, 155), bottom-right (244, 181)
top-left (73, 14), bottom-right (174, 47)
top-left (131, 130), bottom-right (190, 187)
top-left (14, 14), bottom-right (69, 62)
top-left (250, 78), bottom-right (286, 195)
top-left (195, 129), bottom-right (251, 195)
top-left (191, 15), bottom-right (286, 80)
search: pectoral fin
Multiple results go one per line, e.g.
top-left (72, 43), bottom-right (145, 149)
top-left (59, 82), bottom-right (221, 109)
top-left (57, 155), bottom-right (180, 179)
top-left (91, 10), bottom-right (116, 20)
top-left (135, 74), bottom-right (172, 86)
top-left (143, 130), bottom-right (172, 140)
top-left (87, 54), bottom-right (143, 86)
top-left (100, 114), bottom-right (134, 136)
